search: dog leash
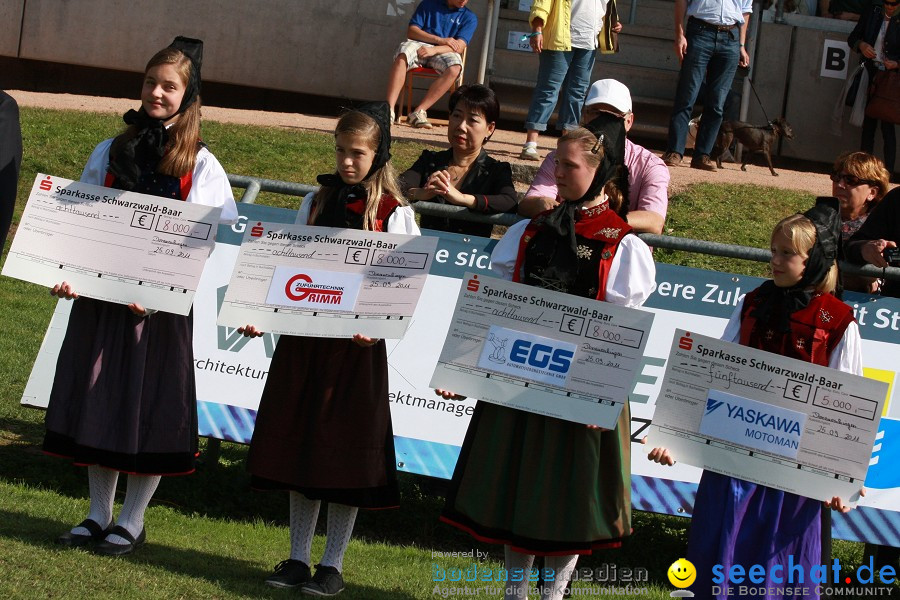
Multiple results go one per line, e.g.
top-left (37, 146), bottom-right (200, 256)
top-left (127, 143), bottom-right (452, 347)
top-left (746, 76), bottom-right (773, 126)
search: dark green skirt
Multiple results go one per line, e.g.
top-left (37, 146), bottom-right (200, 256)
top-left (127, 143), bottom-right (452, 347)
top-left (441, 401), bottom-right (631, 555)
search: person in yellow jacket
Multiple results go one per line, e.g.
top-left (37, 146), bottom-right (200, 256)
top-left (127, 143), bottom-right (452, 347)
top-left (520, 0), bottom-right (622, 161)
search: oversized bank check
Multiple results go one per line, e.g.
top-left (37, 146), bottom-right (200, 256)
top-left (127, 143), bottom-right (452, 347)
top-left (2, 174), bottom-right (221, 315)
top-left (429, 272), bottom-right (655, 427)
top-left (216, 222), bottom-right (437, 339)
top-left (649, 330), bottom-right (889, 505)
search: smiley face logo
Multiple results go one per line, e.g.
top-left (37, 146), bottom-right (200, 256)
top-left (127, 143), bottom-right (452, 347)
top-left (668, 558), bottom-right (696, 589)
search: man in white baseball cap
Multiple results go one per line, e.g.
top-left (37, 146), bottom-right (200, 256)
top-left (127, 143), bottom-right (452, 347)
top-left (518, 78), bottom-right (669, 235)
top-left (584, 78), bottom-right (632, 114)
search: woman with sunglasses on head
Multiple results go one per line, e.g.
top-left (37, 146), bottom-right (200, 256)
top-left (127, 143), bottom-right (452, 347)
top-left (849, 0), bottom-right (900, 179)
top-left (830, 151), bottom-right (889, 292)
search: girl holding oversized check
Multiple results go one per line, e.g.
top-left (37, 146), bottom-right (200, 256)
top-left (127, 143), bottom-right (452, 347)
top-left (439, 120), bottom-right (656, 600)
top-left (648, 198), bottom-right (864, 600)
top-left (46, 37), bottom-right (237, 556)
top-left (238, 103), bottom-right (419, 595)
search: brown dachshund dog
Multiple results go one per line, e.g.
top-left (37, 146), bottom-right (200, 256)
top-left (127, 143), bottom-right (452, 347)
top-left (714, 117), bottom-right (794, 176)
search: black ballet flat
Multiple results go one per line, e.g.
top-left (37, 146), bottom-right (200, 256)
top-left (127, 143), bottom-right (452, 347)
top-left (93, 525), bottom-right (146, 557)
top-left (56, 518), bottom-right (110, 547)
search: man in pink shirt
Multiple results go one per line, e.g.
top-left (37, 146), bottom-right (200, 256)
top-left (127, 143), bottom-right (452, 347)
top-left (518, 79), bottom-right (669, 234)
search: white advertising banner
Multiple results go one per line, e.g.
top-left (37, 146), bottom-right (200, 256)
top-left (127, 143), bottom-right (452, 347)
top-left (20, 206), bottom-right (900, 542)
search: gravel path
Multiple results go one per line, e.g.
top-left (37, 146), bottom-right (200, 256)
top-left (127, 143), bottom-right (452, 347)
top-left (8, 89), bottom-right (834, 196)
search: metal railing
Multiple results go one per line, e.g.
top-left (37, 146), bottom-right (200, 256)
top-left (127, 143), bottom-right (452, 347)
top-left (228, 174), bottom-right (317, 204)
top-left (226, 174), bottom-right (900, 283)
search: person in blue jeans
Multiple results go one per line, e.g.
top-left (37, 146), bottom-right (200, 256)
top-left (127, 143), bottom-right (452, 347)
top-left (519, 0), bottom-right (622, 161)
top-left (661, 0), bottom-right (751, 172)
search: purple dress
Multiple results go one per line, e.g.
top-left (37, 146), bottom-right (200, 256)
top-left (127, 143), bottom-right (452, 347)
top-left (686, 289), bottom-right (857, 600)
top-left (687, 473), bottom-right (822, 600)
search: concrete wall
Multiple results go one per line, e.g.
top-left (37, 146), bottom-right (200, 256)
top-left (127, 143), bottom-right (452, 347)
top-left (0, 1), bottom-right (875, 165)
top-left (744, 13), bottom-right (859, 165)
top-left (0, 0), bottom-right (23, 57)
top-left (781, 26), bottom-right (867, 164)
top-left (0, 0), bottom-right (490, 103)
top-left (744, 21), bottom-right (792, 128)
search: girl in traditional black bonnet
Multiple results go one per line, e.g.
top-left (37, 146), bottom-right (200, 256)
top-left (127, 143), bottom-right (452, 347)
top-left (439, 123), bottom-right (655, 600)
top-left (649, 198), bottom-right (864, 600)
top-left (240, 103), bottom-right (418, 596)
top-left (47, 37), bottom-right (237, 556)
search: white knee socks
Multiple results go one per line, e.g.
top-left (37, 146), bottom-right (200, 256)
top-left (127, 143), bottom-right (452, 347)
top-left (504, 547), bottom-right (536, 600)
top-left (105, 474), bottom-right (161, 545)
top-left (286, 494), bottom-right (358, 572)
top-left (71, 465), bottom-right (119, 536)
top-left (503, 549), bottom-right (578, 600)
top-left (289, 491), bottom-right (321, 564)
top-left (540, 554), bottom-right (578, 600)
top-left (321, 503), bottom-right (358, 572)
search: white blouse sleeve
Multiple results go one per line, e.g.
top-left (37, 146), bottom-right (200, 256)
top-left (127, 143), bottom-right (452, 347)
top-left (295, 192), bottom-right (315, 225)
top-left (79, 139), bottom-right (114, 186)
top-left (186, 147), bottom-right (237, 224)
top-left (386, 205), bottom-right (421, 235)
top-left (604, 234), bottom-right (657, 307)
top-left (489, 219), bottom-right (529, 281)
top-left (829, 321), bottom-right (863, 375)
top-left (721, 300), bottom-right (745, 343)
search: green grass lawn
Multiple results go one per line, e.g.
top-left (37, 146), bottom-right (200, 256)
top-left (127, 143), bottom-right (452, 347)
top-left (0, 107), bottom-right (871, 599)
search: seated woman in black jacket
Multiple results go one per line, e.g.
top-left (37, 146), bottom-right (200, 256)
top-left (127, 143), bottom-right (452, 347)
top-left (400, 84), bottom-right (518, 237)
top-left (849, 0), bottom-right (900, 177)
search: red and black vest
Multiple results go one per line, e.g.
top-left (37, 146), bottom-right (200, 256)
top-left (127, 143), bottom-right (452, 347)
top-left (512, 203), bottom-right (633, 301)
top-left (104, 170), bottom-right (193, 201)
top-left (739, 290), bottom-right (855, 367)
top-left (310, 189), bottom-right (401, 232)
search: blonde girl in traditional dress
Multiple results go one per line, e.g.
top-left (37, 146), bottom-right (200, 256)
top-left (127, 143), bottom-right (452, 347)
top-left (240, 103), bottom-right (418, 596)
top-left (441, 122), bottom-right (655, 600)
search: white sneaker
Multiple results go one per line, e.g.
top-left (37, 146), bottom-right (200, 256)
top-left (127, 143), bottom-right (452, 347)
top-left (407, 109), bottom-right (432, 129)
top-left (390, 108), bottom-right (396, 124)
top-left (520, 144), bottom-right (540, 161)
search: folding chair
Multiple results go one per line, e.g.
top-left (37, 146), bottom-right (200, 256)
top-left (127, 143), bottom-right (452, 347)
top-left (402, 47), bottom-right (466, 121)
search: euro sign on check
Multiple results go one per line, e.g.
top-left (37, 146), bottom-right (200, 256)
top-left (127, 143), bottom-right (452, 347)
top-left (2, 174), bottom-right (221, 315)
top-left (216, 222), bottom-right (437, 339)
top-left (429, 272), bottom-right (655, 427)
top-left (648, 329), bottom-right (889, 505)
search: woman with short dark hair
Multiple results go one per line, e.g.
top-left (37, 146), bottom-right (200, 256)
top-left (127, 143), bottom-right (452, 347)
top-left (399, 84), bottom-right (518, 237)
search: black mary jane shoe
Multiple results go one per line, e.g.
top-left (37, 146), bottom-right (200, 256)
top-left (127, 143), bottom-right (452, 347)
top-left (56, 518), bottom-right (110, 548)
top-left (93, 525), bottom-right (146, 557)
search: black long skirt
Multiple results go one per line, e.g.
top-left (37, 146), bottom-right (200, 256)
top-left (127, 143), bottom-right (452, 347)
top-left (247, 335), bottom-right (399, 508)
top-left (43, 297), bottom-right (198, 475)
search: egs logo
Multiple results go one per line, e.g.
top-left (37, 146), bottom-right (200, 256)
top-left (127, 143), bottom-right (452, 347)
top-left (477, 325), bottom-right (577, 386)
top-left (509, 340), bottom-right (574, 374)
